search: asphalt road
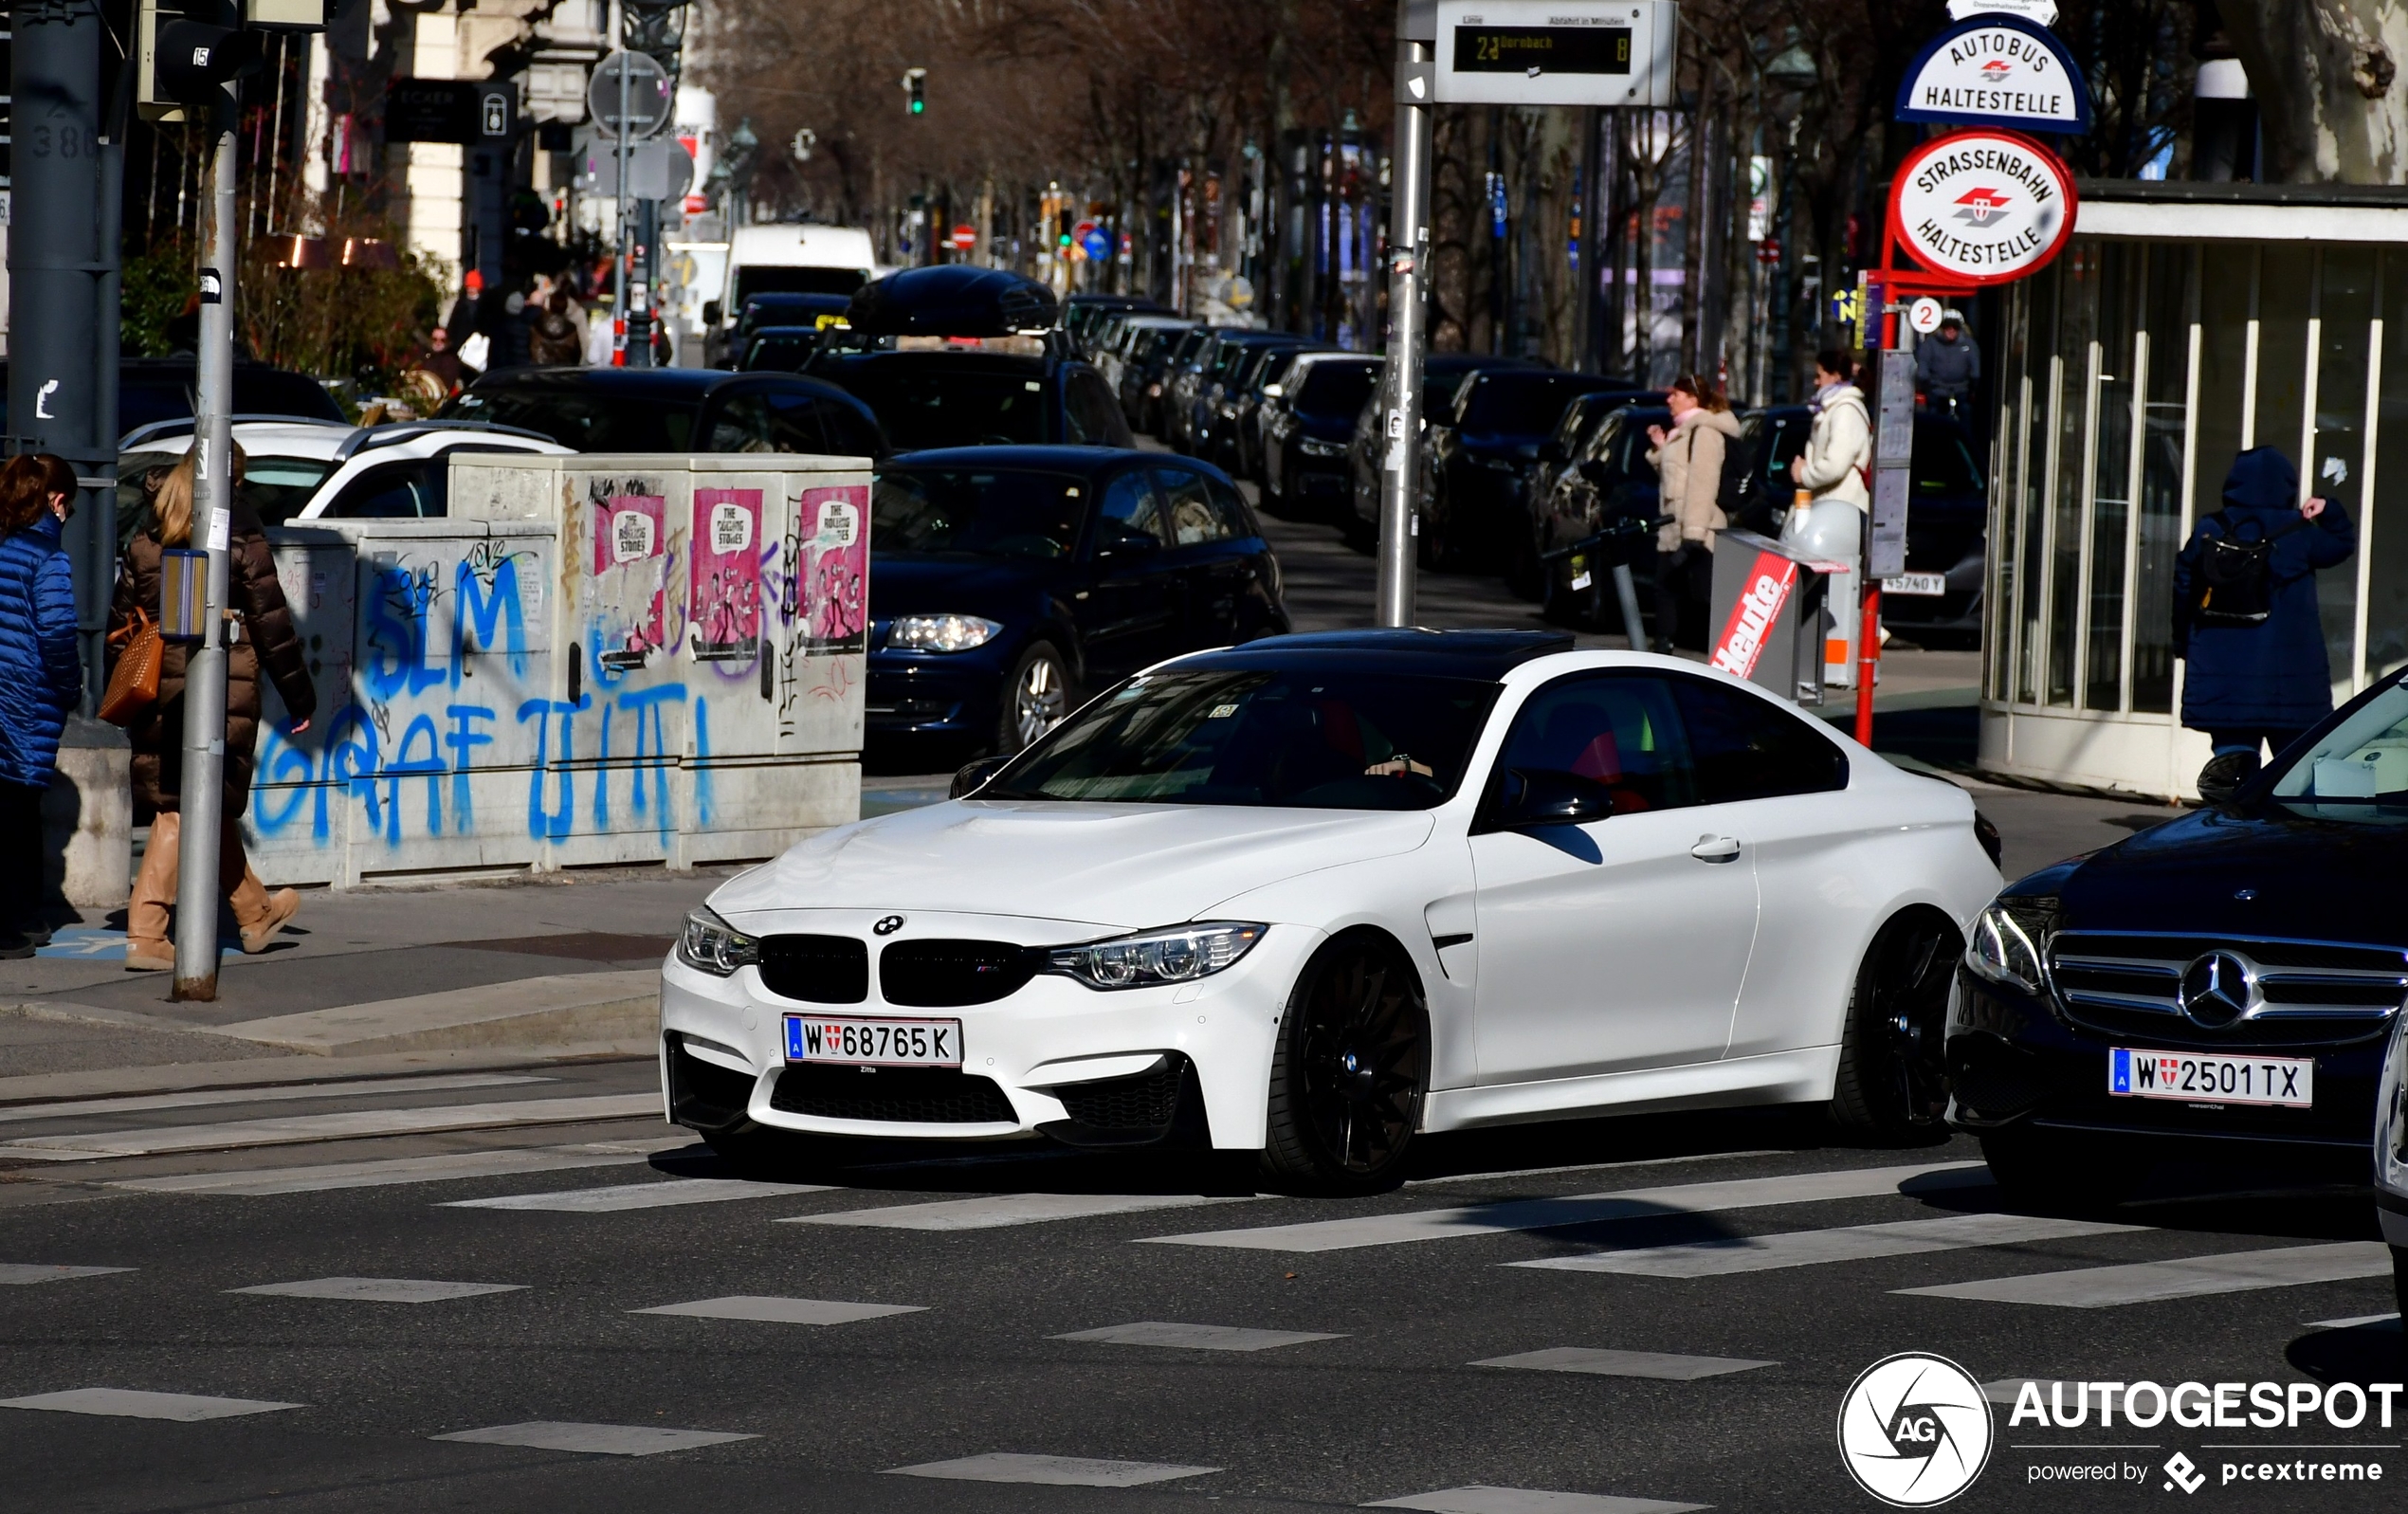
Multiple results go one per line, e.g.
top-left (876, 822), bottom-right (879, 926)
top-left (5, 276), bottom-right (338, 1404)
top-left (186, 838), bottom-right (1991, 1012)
top-left (2, 1063), bottom-right (2399, 1514)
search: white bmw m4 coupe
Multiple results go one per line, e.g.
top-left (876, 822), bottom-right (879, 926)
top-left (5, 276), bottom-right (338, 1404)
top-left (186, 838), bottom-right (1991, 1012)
top-left (660, 629), bottom-right (2003, 1191)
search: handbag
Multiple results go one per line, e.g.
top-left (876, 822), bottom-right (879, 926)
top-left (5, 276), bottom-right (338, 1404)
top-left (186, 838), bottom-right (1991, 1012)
top-left (2190, 511), bottom-right (2312, 629)
top-left (100, 608), bottom-right (163, 727)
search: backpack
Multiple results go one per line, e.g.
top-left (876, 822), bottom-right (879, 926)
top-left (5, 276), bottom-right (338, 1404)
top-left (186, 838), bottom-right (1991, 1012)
top-left (1712, 429), bottom-right (1754, 521)
top-left (2189, 511), bottom-right (2310, 628)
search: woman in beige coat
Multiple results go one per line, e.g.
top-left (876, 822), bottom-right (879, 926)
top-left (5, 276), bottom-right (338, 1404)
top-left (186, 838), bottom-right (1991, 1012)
top-left (1644, 374), bottom-right (1742, 651)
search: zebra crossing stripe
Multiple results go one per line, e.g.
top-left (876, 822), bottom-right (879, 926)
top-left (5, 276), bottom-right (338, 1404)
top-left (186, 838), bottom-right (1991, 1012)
top-left (1511, 1213), bottom-right (2134, 1278)
top-left (1365, 1487), bottom-right (1708, 1512)
top-left (1896, 1241), bottom-right (2396, 1307)
top-left (886, 1452), bottom-right (1219, 1487)
top-left (1143, 1162), bottom-right (1987, 1252)
top-left (0, 1073), bottom-right (547, 1126)
top-left (0, 1389), bottom-right (300, 1421)
top-left (441, 1177), bottom-right (829, 1212)
top-left (109, 1143), bottom-right (667, 1196)
top-left (784, 1192), bottom-right (1254, 1231)
top-left (5, 1095), bottom-right (661, 1161)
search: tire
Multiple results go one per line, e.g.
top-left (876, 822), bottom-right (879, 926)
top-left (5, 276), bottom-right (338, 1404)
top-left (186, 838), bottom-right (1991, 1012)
top-left (1830, 910), bottom-right (1961, 1141)
top-left (1260, 932), bottom-right (1430, 1195)
top-left (995, 642), bottom-right (1072, 755)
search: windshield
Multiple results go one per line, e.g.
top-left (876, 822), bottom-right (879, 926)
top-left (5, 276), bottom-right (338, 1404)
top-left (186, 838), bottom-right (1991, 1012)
top-left (443, 386), bottom-right (697, 450)
top-left (871, 468), bottom-right (1085, 559)
top-left (988, 667), bottom-right (1500, 811)
top-left (1296, 361), bottom-right (1379, 418)
top-left (244, 456), bottom-right (339, 525)
top-left (734, 265), bottom-right (866, 301)
top-left (830, 362), bottom-right (1049, 448)
top-left (2266, 682), bottom-right (2408, 821)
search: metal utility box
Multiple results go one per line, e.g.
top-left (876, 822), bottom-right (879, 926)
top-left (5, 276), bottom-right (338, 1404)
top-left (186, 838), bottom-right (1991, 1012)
top-left (246, 451), bottom-right (868, 886)
top-left (1706, 529), bottom-right (1853, 706)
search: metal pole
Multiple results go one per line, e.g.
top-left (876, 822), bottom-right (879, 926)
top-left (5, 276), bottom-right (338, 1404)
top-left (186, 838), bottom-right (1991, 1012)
top-left (1375, 0), bottom-right (1434, 629)
top-left (613, 40), bottom-right (630, 365)
top-left (173, 89), bottom-right (240, 1000)
top-left (7, 0), bottom-right (111, 706)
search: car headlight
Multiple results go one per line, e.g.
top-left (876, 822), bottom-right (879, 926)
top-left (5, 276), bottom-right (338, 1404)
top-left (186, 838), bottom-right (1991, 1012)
top-left (678, 905), bottom-right (758, 976)
top-left (887, 614), bottom-right (1002, 653)
top-left (2378, 1012), bottom-right (2408, 1196)
top-left (1300, 438), bottom-right (1346, 457)
top-left (1964, 895), bottom-right (2059, 995)
top-left (1047, 921), bottom-right (1267, 991)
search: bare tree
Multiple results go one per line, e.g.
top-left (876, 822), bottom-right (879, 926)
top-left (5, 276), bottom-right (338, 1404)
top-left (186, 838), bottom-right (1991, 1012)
top-left (2217, 0), bottom-right (2408, 182)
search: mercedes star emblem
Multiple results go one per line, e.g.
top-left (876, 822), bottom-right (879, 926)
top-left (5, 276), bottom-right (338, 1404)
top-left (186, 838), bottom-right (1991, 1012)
top-left (873, 915), bottom-right (906, 936)
top-left (2178, 951), bottom-right (2256, 1028)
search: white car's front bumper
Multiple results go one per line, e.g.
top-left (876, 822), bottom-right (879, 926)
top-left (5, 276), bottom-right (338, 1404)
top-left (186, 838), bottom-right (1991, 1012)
top-left (659, 910), bottom-right (1321, 1150)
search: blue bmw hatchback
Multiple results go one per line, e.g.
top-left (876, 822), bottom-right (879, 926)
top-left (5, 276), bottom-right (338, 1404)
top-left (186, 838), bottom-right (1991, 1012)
top-left (868, 447), bottom-right (1290, 757)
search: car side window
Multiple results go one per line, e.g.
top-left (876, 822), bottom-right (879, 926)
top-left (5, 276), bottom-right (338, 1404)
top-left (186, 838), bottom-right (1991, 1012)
top-left (1065, 370), bottom-right (1122, 446)
top-left (1206, 476), bottom-right (1253, 540)
top-left (1664, 673), bottom-right (1850, 802)
top-left (708, 390), bottom-right (826, 453)
top-left (322, 461), bottom-right (435, 519)
top-left (1156, 466), bottom-right (1234, 546)
top-left (1095, 469), bottom-right (1170, 552)
top-left (1492, 672), bottom-right (1699, 815)
top-left (820, 400), bottom-right (885, 459)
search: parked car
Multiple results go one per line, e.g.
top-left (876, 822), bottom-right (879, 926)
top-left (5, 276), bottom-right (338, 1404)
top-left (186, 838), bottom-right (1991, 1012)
top-left (2, 356), bottom-right (347, 442)
top-left (117, 418), bottom-right (569, 537)
top-left (660, 629), bottom-right (1998, 1186)
top-left (440, 368), bottom-right (888, 457)
top-left (1129, 323), bottom-right (1212, 437)
top-left (739, 326), bottom-right (824, 372)
top-left (863, 446), bottom-right (1288, 758)
top-left (721, 292), bottom-right (852, 368)
top-left (807, 265), bottom-right (1133, 451)
top-left (2378, 976), bottom-right (2408, 1314)
top-left (1530, 403), bottom-right (1672, 626)
top-left (1099, 314), bottom-right (1195, 415)
top-left (1159, 326), bottom-right (1249, 452)
top-left (1514, 387), bottom-right (1667, 595)
top-left (1349, 353), bottom-right (1544, 544)
top-left (1208, 340), bottom-right (1318, 476)
top-left (1064, 293), bottom-right (1166, 354)
top-left (1262, 354), bottom-right (1380, 517)
top-left (1422, 368), bottom-right (1625, 573)
top-left (1227, 344), bottom-right (1334, 483)
top-left (1181, 331), bottom-right (1299, 458)
top-left (1956, 666), bottom-right (2408, 1211)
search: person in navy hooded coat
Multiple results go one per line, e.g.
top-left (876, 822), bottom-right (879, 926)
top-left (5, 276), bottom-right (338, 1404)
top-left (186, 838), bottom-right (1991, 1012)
top-left (2173, 446), bottom-right (2355, 801)
top-left (0, 454), bottom-right (84, 958)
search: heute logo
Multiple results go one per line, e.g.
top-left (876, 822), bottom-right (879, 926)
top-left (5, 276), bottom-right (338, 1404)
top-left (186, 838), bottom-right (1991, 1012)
top-left (1839, 1353), bottom-right (1995, 1506)
top-left (1953, 187), bottom-right (2014, 225)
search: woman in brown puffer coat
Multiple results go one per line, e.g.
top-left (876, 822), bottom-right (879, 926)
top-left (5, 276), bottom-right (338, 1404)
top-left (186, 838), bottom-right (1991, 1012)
top-left (110, 448), bottom-right (318, 971)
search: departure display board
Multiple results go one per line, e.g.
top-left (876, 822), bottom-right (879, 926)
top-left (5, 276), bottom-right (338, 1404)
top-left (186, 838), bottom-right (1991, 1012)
top-left (1431, 3), bottom-right (1677, 106)
top-left (1450, 25), bottom-right (1632, 75)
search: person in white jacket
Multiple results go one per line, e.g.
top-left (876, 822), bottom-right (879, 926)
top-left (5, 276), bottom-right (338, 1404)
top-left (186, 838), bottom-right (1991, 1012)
top-left (1791, 349), bottom-right (1871, 510)
top-left (1645, 374), bottom-right (1743, 651)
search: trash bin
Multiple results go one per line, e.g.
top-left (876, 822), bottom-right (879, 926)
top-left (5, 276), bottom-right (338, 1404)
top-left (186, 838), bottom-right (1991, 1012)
top-left (1706, 528), bottom-right (1855, 706)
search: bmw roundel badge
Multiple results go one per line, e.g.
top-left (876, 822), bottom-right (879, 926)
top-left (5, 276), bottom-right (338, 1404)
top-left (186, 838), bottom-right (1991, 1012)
top-left (873, 915), bottom-right (906, 936)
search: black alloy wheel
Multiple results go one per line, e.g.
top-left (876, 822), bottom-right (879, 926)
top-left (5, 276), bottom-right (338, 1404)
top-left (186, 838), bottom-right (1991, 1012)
top-left (1261, 933), bottom-right (1429, 1194)
top-left (1831, 910), bottom-right (1961, 1141)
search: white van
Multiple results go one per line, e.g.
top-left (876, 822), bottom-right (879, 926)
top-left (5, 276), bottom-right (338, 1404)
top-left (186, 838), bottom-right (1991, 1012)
top-left (702, 225), bottom-right (878, 366)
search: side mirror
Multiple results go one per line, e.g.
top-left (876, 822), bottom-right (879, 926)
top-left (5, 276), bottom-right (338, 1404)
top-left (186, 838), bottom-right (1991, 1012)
top-left (951, 755), bottom-right (1012, 799)
top-left (702, 301), bottom-right (722, 326)
top-left (1490, 767), bottom-right (1616, 829)
top-left (1576, 459), bottom-right (1612, 488)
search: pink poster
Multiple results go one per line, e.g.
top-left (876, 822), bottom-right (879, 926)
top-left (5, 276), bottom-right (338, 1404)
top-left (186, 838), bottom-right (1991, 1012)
top-left (796, 483), bottom-right (868, 654)
top-left (689, 487), bottom-right (763, 662)
top-left (594, 493), bottom-right (666, 575)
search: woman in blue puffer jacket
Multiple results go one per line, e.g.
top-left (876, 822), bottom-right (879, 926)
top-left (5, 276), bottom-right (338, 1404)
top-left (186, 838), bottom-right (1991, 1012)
top-left (0, 453), bottom-right (84, 958)
top-left (2173, 446), bottom-right (2357, 801)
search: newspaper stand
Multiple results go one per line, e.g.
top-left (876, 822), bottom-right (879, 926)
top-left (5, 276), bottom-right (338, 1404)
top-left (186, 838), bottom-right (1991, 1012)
top-left (1706, 529), bottom-right (1853, 707)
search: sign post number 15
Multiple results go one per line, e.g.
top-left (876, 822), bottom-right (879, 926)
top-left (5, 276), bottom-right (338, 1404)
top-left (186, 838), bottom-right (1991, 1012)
top-left (1433, 1), bottom-right (1679, 108)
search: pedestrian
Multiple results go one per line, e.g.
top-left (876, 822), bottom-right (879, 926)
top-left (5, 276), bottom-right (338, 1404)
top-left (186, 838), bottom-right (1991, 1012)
top-left (528, 288), bottom-right (586, 366)
top-left (110, 449), bottom-right (319, 971)
top-left (2173, 446), bottom-right (2356, 803)
top-left (1785, 349), bottom-right (1872, 560)
top-left (0, 454), bottom-right (84, 958)
top-left (1915, 312), bottom-right (1980, 427)
top-left (1645, 374), bottom-right (1742, 652)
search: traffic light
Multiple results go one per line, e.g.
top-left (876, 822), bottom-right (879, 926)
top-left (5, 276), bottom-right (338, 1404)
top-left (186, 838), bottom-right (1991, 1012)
top-left (138, 0), bottom-right (322, 121)
top-left (1056, 209), bottom-right (1072, 250)
top-left (903, 67), bottom-right (926, 116)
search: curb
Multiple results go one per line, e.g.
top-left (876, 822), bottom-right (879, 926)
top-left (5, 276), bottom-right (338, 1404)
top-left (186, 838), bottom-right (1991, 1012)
top-left (212, 971), bottom-right (661, 1058)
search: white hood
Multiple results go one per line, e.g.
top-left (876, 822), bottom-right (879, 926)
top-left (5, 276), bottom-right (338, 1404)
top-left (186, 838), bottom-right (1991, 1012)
top-left (709, 800), bottom-right (1436, 932)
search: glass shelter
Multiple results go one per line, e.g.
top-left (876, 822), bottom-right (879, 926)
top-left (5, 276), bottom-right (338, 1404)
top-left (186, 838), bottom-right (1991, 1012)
top-left (1982, 184), bottom-right (2408, 797)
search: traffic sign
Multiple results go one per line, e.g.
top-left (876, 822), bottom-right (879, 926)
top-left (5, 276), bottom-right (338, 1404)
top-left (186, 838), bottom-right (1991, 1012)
top-left (1907, 297), bottom-right (1945, 335)
top-left (1895, 14), bottom-right (2089, 134)
top-left (589, 50), bottom-right (672, 138)
top-left (1069, 220), bottom-right (1097, 260)
top-left (575, 132), bottom-right (692, 200)
top-left (951, 224), bottom-right (978, 252)
top-left (1081, 226), bottom-right (1112, 262)
top-left (1431, 0), bottom-right (1677, 108)
top-left (1888, 128), bottom-right (2076, 285)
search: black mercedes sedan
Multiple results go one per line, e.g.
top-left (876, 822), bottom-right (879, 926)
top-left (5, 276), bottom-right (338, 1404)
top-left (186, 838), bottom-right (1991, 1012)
top-left (868, 446), bottom-right (1289, 759)
top-left (1951, 666), bottom-right (2408, 1207)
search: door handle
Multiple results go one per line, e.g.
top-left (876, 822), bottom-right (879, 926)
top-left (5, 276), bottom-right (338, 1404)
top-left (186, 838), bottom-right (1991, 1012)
top-left (1690, 834), bottom-right (1742, 864)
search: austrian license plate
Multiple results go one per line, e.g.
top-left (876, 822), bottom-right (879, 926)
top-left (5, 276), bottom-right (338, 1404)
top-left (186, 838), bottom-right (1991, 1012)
top-left (2108, 1048), bottom-right (2313, 1107)
top-left (783, 1015), bottom-right (963, 1067)
top-left (1883, 573), bottom-right (1948, 596)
